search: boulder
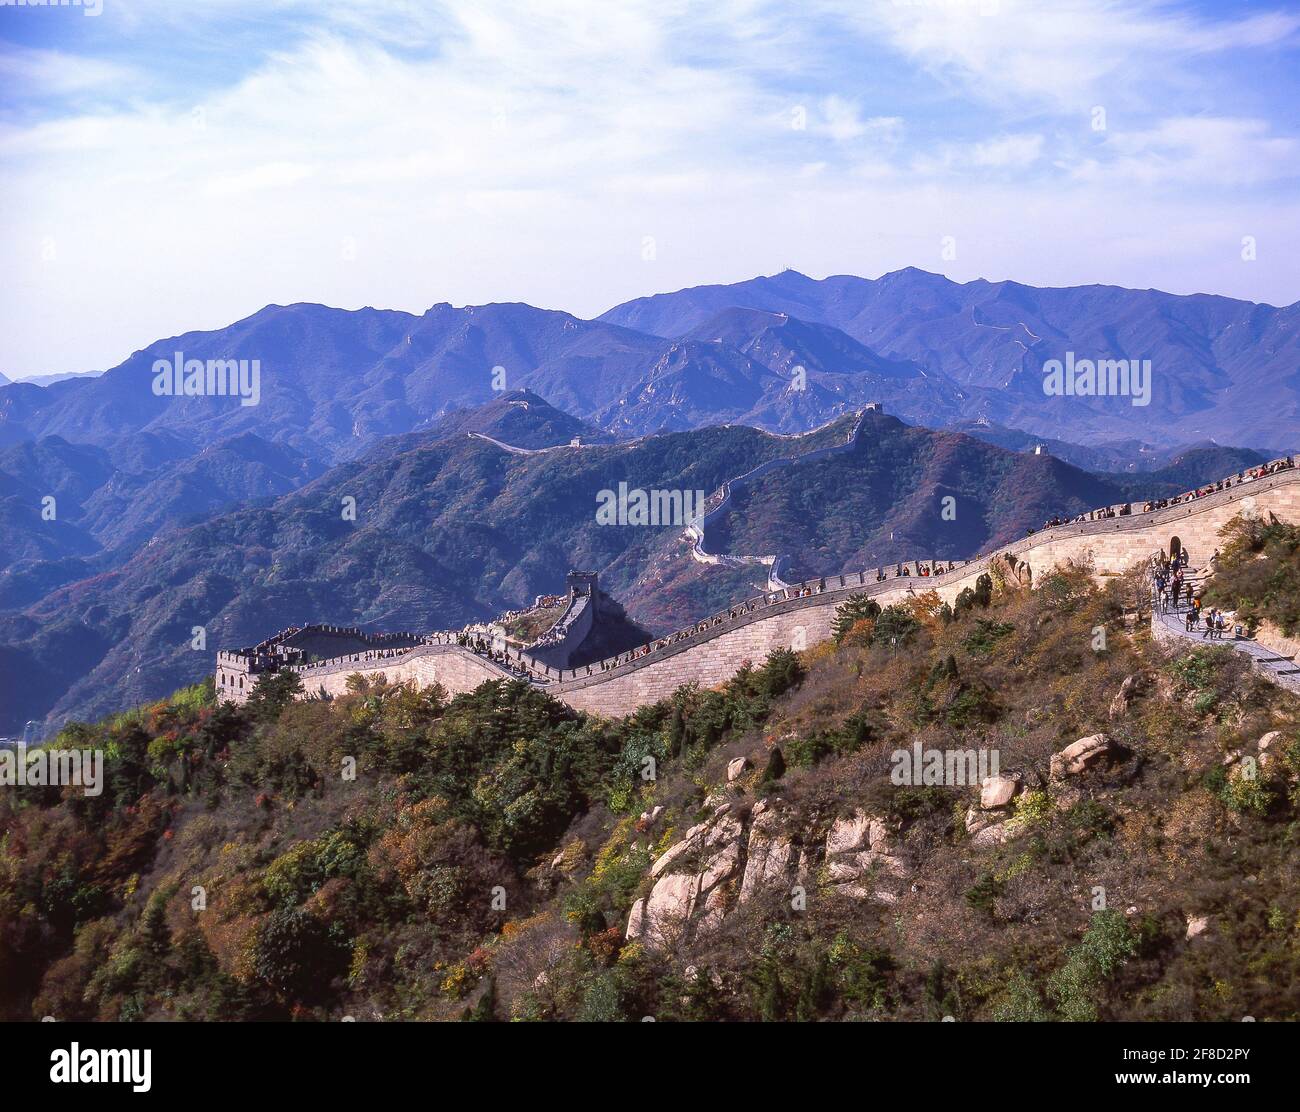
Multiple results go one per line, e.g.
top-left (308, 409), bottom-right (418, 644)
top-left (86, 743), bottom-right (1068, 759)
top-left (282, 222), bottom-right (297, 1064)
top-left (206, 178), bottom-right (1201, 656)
top-left (991, 552), bottom-right (1032, 590)
top-left (625, 898), bottom-right (646, 941)
top-left (1257, 731), bottom-right (1281, 751)
top-left (971, 822), bottom-right (1014, 848)
top-left (1050, 733), bottom-right (1115, 780)
top-left (980, 774), bottom-right (1019, 810)
top-left (1186, 915), bottom-right (1211, 941)
top-left (726, 756), bottom-right (751, 782)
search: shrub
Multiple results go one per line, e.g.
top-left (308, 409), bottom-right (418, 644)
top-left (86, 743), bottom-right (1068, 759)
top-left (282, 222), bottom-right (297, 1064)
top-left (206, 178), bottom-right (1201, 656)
top-left (833, 594), bottom-right (881, 643)
top-left (1046, 910), bottom-right (1137, 1021)
top-left (252, 907), bottom-right (349, 1002)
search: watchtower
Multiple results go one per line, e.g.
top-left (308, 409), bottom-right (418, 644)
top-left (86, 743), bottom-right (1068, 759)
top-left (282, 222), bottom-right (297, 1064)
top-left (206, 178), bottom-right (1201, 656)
top-left (566, 570), bottom-right (599, 598)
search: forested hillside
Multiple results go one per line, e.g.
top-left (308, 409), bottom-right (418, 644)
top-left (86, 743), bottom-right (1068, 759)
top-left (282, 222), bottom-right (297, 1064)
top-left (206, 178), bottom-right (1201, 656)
top-left (4, 555), bottom-right (1297, 1022)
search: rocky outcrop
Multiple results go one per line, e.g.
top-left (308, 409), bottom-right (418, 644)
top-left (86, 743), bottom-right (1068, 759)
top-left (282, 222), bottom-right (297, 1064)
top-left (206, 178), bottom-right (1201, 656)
top-left (979, 773), bottom-right (1020, 810)
top-left (822, 809), bottom-right (905, 902)
top-left (627, 873), bottom-right (699, 948)
top-left (737, 801), bottom-right (798, 905)
top-left (624, 790), bottom-right (932, 948)
top-left (1108, 674), bottom-right (1143, 720)
top-left (990, 551), bottom-right (1032, 590)
top-left (963, 773), bottom-right (1023, 845)
top-left (627, 798), bottom-right (816, 948)
top-left (1050, 733), bottom-right (1116, 780)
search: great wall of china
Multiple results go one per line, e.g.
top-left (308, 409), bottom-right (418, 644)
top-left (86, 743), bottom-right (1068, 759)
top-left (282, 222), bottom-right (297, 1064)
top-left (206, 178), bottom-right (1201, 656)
top-left (216, 443), bottom-right (1300, 720)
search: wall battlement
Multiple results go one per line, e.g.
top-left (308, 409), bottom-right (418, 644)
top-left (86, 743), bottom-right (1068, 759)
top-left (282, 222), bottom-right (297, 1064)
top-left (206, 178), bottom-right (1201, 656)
top-left (217, 459), bottom-right (1300, 716)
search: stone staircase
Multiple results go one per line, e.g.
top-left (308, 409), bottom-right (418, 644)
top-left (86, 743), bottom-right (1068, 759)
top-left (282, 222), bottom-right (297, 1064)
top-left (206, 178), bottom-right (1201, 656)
top-left (1150, 566), bottom-right (1300, 694)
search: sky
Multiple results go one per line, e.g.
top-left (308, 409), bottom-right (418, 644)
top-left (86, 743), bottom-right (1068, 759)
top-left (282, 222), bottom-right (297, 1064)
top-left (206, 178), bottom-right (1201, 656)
top-left (1, 0), bottom-right (1298, 378)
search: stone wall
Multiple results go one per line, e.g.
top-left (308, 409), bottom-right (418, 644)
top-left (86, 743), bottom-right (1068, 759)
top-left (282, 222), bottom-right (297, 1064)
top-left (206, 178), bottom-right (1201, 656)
top-left (548, 468), bottom-right (1300, 716)
top-left (558, 596), bottom-right (838, 715)
top-left (221, 467), bottom-right (1300, 719)
top-left (293, 644), bottom-right (513, 700)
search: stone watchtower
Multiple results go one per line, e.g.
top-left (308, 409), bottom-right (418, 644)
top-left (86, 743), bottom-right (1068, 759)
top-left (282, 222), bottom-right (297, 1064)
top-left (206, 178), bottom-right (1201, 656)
top-left (566, 570), bottom-right (599, 601)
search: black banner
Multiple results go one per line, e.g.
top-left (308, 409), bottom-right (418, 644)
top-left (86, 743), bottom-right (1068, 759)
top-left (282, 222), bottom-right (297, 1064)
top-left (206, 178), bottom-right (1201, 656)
top-left (2, 1019), bottom-right (1289, 1097)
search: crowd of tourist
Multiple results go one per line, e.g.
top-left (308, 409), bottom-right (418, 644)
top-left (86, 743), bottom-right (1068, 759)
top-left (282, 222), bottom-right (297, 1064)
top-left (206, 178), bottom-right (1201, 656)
top-left (1147, 547), bottom-right (1238, 639)
top-left (1028, 455), bottom-right (1297, 536)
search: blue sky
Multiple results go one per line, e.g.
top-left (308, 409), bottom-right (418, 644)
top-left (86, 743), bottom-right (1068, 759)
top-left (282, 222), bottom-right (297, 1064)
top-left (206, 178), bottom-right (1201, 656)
top-left (2, 0), bottom-right (1298, 378)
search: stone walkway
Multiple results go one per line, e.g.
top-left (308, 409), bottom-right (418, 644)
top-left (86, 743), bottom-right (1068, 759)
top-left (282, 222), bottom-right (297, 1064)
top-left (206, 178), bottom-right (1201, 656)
top-left (1153, 606), bottom-right (1300, 694)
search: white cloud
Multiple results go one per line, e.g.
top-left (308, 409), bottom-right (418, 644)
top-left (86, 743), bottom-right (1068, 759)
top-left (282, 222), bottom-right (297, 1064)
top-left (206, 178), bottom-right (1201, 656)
top-left (843, 0), bottom-right (1300, 109)
top-left (0, 0), bottom-right (1297, 377)
top-left (206, 161), bottom-right (317, 196)
top-left (817, 96), bottom-right (903, 144)
top-left (0, 47), bottom-right (138, 97)
top-left (1072, 117), bottom-right (1300, 186)
top-left (913, 132), bottom-right (1044, 174)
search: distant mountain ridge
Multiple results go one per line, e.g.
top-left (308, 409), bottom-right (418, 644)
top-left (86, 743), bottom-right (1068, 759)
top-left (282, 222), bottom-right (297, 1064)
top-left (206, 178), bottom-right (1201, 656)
top-left (600, 268), bottom-right (1300, 449)
top-left (2, 269), bottom-right (1294, 465)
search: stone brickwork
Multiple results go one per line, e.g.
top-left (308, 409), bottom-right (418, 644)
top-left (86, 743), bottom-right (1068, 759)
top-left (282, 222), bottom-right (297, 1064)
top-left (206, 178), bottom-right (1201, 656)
top-left (218, 465), bottom-right (1300, 719)
top-left (294, 643), bottom-right (512, 700)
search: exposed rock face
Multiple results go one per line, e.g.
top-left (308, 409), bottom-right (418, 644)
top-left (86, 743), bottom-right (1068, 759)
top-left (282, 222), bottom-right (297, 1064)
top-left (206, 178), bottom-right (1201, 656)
top-left (635, 874), bottom-right (700, 948)
top-left (738, 801), bottom-right (797, 906)
top-left (626, 898), bottom-right (646, 942)
top-left (629, 798), bottom-right (810, 948)
top-left (649, 825), bottom-right (703, 880)
top-left (626, 797), bottom-right (924, 948)
top-left (822, 809), bottom-right (904, 902)
top-left (1050, 733), bottom-right (1115, 780)
top-left (825, 811), bottom-right (883, 855)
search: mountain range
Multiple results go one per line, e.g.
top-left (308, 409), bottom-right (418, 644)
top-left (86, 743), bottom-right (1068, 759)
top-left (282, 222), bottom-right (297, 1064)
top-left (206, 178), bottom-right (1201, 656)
top-left (3, 269), bottom-right (1296, 466)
